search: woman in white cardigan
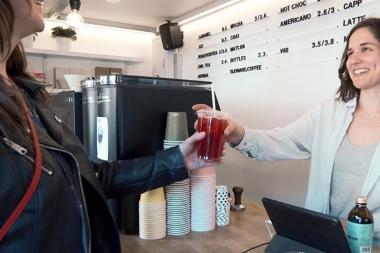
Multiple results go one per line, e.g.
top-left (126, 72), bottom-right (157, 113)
top-left (194, 17), bottom-right (380, 243)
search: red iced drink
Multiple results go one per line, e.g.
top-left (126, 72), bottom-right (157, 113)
top-left (196, 110), bottom-right (228, 161)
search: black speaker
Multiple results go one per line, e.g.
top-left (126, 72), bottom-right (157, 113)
top-left (159, 22), bottom-right (183, 50)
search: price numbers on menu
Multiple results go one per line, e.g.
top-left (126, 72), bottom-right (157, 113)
top-left (254, 13), bottom-right (268, 22)
top-left (219, 48), bottom-right (228, 54)
top-left (311, 38), bottom-right (335, 48)
top-left (222, 37), bottom-right (228, 43)
top-left (258, 51), bottom-right (268, 58)
top-left (317, 7), bottom-right (335, 17)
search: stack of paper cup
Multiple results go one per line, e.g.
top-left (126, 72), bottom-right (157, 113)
top-left (190, 167), bottom-right (216, 232)
top-left (139, 187), bottom-right (166, 240)
top-left (163, 112), bottom-right (188, 150)
top-left (216, 185), bottom-right (230, 226)
top-left (165, 179), bottom-right (191, 235)
top-left (163, 112), bottom-right (191, 235)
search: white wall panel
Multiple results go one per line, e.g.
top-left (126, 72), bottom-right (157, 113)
top-left (26, 20), bottom-right (155, 83)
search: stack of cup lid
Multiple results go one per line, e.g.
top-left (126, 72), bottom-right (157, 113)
top-left (190, 167), bottom-right (216, 232)
top-left (139, 187), bottom-right (166, 240)
top-left (165, 178), bottom-right (191, 235)
top-left (216, 185), bottom-right (230, 226)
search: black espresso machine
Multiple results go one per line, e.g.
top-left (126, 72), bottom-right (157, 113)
top-left (82, 75), bottom-right (220, 233)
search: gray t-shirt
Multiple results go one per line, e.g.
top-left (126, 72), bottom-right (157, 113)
top-left (329, 135), bottom-right (377, 219)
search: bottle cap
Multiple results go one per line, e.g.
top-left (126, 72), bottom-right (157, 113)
top-left (356, 196), bottom-right (367, 204)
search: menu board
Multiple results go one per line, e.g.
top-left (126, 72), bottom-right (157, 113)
top-left (190, 0), bottom-right (379, 80)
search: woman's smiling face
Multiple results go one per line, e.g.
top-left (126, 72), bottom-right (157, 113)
top-left (346, 27), bottom-right (380, 92)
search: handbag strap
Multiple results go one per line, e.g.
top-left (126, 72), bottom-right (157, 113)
top-left (0, 99), bottom-right (42, 242)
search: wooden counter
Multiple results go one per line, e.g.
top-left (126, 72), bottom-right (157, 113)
top-left (119, 201), bottom-right (379, 253)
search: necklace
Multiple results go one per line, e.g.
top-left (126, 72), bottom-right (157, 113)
top-left (353, 110), bottom-right (380, 120)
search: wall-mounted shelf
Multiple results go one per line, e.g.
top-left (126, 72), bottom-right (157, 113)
top-left (25, 48), bottom-right (144, 63)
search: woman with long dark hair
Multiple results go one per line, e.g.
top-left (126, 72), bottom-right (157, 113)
top-left (0, 1), bottom-right (222, 252)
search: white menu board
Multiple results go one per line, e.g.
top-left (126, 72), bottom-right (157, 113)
top-left (192, 0), bottom-right (378, 79)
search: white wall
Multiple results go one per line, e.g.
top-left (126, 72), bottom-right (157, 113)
top-left (25, 20), bottom-right (155, 84)
top-left (152, 37), bottom-right (176, 78)
top-left (169, 0), bottom-right (380, 206)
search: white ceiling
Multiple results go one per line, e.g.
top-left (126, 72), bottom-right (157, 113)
top-left (43, 0), bottom-right (234, 32)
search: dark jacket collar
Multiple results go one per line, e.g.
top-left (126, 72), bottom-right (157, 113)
top-left (0, 76), bottom-right (64, 149)
top-left (0, 76), bottom-right (44, 139)
top-left (13, 76), bottom-right (45, 96)
top-left (33, 100), bottom-right (65, 149)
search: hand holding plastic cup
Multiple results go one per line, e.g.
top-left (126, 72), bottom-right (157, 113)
top-left (196, 109), bottom-right (228, 162)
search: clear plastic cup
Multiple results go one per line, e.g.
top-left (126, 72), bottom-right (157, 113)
top-left (196, 109), bottom-right (228, 162)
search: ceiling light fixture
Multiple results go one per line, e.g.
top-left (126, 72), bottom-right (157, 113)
top-left (66, 0), bottom-right (84, 30)
top-left (105, 0), bottom-right (121, 3)
top-left (178, 0), bottom-right (243, 26)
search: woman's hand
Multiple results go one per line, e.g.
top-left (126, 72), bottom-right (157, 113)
top-left (192, 104), bottom-right (245, 146)
top-left (179, 132), bottom-right (226, 170)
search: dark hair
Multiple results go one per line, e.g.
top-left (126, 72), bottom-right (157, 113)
top-left (0, 1), bottom-right (13, 58)
top-left (337, 18), bottom-right (380, 102)
top-left (0, 0), bottom-right (47, 134)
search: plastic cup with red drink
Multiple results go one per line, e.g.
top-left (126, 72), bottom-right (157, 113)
top-left (196, 109), bottom-right (228, 162)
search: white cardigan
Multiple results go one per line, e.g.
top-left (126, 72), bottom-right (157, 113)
top-left (235, 98), bottom-right (380, 241)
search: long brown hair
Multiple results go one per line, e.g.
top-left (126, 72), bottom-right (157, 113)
top-left (0, 0), bottom-right (47, 135)
top-left (337, 18), bottom-right (380, 102)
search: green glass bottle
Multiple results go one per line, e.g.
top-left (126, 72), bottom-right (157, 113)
top-left (347, 196), bottom-right (374, 253)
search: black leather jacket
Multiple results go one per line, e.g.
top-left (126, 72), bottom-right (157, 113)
top-left (0, 77), bottom-right (189, 253)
